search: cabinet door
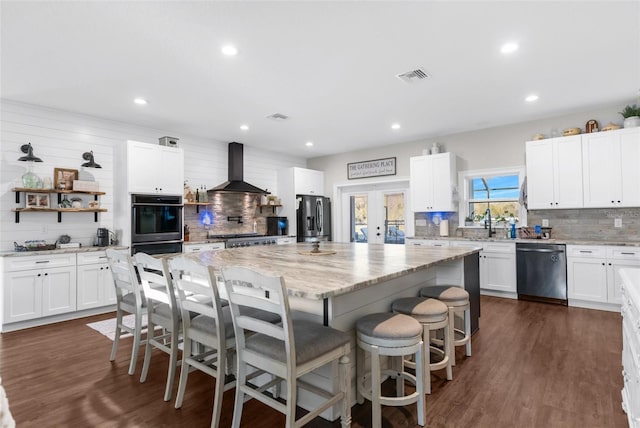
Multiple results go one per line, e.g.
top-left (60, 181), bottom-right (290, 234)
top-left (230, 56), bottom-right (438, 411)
top-left (41, 266), bottom-right (77, 316)
top-left (127, 141), bottom-right (162, 194)
top-left (430, 153), bottom-right (454, 211)
top-left (103, 265), bottom-right (116, 305)
top-left (77, 264), bottom-right (103, 310)
top-left (481, 251), bottom-right (517, 292)
top-left (525, 140), bottom-right (555, 209)
top-left (3, 270), bottom-right (42, 323)
top-left (294, 168), bottom-right (324, 196)
top-left (619, 129), bottom-right (640, 207)
top-left (608, 259), bottom-right (640, 305)
top-left (410, 156), bottom-right (430, 211)
top-left (553, 136), bottom-right (583, 208)
top-left (582, 132), bottom-right (620, 207)
top-left (157, 146), bottom-right (184, 195)
top-left (567, 257), bottom-right (607, 302)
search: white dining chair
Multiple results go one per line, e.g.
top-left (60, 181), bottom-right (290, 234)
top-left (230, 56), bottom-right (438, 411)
top-left (133, 252), bottom-right (182, 402)
top-left (105, 249), bottom-right (146, 375)
top-left (221, 266), bottom-right (352, 428)
top-left (166, 255), bottom-right (236, 428)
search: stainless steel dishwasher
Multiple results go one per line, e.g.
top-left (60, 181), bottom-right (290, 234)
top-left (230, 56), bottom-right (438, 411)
top-left (516, 242), bottom-right (567, 305)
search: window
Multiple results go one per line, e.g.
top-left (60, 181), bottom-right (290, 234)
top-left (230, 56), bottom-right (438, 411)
top-left (458, 167), bottom-right (526, 227)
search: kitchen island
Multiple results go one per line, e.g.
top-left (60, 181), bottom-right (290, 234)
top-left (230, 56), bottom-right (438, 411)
top-left (186, 241), bottom-right (480, 420)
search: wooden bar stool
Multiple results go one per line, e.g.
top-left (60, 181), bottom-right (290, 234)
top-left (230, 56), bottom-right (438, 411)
top-left (391, 297), bottom-right (452, 394)
top-left (420, 286), bottom-right (471, 366)
top-left (356, 312), bottom-right (426, 428)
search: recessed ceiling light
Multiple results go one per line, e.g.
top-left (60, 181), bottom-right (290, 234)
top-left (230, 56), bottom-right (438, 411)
top-left (222, 45), bottom-right (238, 56)
top-left (305, 141), bottom-right (314, 147)
top-left (500, 42), bottom-right (519, 54)
top-left (133, 97), bottom-right (148, 105)
top-left (525, 94), bottom-right (539, 102)
top-left (391, 123), bottom-right (401, 130)
top-left (240, 124), bottom-right (249, 131)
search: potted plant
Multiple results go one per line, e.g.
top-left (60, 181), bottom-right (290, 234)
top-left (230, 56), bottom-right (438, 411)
top-left (464, 216), bottom-right (474, 226)
top-left (619, 104), bottom-right (640, 128)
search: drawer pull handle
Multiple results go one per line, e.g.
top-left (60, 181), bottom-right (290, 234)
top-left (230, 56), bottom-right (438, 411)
top-left (35, 260), bottom-right (50, 264)
top-left (192, 248), bottom-right (201, 251)
top-left (98, 256), bottom-right (107, 259)
top-left (579, 250), bottom-right (592, 253)
top-left (621, 252), bottom-right (636, 256)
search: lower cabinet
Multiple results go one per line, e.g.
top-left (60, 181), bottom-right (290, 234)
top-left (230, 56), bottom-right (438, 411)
top-left (77, 252), bottom-right (116, 310)
top-left (567, 245), bottom-right (640, 309)
top-left (450, 240), bottom-right (516, 294)
top-left (183, 242), bottom-right (226, 253)
top-left (3, 254), bottom-right (77, 324)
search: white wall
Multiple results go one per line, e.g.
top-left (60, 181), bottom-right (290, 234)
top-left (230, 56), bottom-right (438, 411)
top-left (0, 100), bottom-right (305, 251)
top-left (308, 102), bottom-right (625, 195)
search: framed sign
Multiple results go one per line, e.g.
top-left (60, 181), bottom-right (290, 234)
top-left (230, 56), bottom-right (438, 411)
top-left (347, 157), bottom-right (396, 180)
top-left (54, 168), bottom-right (78, 191)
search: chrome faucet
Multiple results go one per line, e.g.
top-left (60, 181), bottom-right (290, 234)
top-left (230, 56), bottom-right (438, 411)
top-left (484, 208), bottom-right (495, 237)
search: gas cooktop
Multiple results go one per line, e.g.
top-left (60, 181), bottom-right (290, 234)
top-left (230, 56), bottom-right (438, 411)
top-left (207, 233), bottom-right (263, 239)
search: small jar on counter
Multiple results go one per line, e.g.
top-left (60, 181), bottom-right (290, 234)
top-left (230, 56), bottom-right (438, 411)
top-left (184, 225), bottom-right (190, 242)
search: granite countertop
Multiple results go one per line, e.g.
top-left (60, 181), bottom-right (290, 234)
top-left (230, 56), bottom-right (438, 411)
top-left (0, 245), bottom-right (129, 257)
top-left (406, 236), bottom-right (640, 247)
top-left (186, 242), bottom-right (479, 300)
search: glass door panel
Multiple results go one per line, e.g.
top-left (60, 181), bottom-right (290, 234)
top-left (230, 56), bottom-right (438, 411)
top-left (350, 195), bottom-right (368, 242)
top-left (348, 191), bottom-right (406, 245)
top-left (383, 192), bottom-right (406, 244)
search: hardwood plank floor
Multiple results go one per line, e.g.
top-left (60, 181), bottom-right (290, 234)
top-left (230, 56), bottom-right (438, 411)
top-left (0, 296), bottom-right (626, 427)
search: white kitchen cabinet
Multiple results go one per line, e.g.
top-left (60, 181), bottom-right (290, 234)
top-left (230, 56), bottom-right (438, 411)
top-left (293, 167), bottom-right (324, 196)
top-left (406, 238), bottom-right (450, 248)
top-left (525, 135), bottom-right (583, 209)
top-left (127, 140), bottom-right (184, 195)
top-left (76, 251), bottom-right (115, 310)
top-left (450, 240), bottom-right (516, 294)
top-left (183, 242), bottom-right (226, 253)
top-left (410, 153), bottom-right (457, 212)
top-left (566, 244), bottom-right (638, 310)
top-left (582, 127), bottom-right (640, 208)
top-left (3, 253), bottom-right (77, 324)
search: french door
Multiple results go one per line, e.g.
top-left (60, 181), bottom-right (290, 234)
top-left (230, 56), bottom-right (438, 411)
top-left (342, 188), bottom-right (408, 245)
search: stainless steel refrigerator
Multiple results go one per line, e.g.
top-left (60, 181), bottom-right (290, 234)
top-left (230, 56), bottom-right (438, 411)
top-left (296, 195), bottom-right (331, 242)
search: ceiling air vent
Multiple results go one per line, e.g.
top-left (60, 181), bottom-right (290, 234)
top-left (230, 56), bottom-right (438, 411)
top-left (266, 113), bottom-right (289, 121)
top-left (396, 68), bottom-right (431, 84)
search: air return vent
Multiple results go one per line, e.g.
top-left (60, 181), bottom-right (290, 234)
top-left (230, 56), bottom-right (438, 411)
top-left (266, 113), bottom-right (289, 121)
top-left (396, 68), bottom-right (431, 84)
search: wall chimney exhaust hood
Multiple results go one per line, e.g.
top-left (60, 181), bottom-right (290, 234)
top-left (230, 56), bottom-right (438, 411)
top-left (209, 142), bottom-right (268, 194)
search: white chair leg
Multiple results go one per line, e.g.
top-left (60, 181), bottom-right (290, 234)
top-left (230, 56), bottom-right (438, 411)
top-left (128, 310), bottom-right (143, 375)
top-left (174, 337), bottom-right (191, 409)
top-left (449, 308), bottom-right (456, 367)
top-left (210, 349), bottom-right (226, 428)
top-left (444, 321), bottom-right (453, 381)
top-left (231, 361), bottom-right (247, 428)
top-left (424, 324), bottom-right (431, 394)
top-left (163, 329), bottom-right (179, 401)
top-left (371, 346), bottom-right (381, 428)
top-left (140, 313), bottom-right (154, 383)
top-left (285, 376), bottom-right (297, 428)
top-left (339, 354), bottom-right (351, 428)
top-left (415, 342), bottom-right (426, 427)
top-left (110, 308), bottom-right (123, 361)
top-left (394, 355), bottom-right (404, 396)
top-left (356, 343), bottom-right (365, 405)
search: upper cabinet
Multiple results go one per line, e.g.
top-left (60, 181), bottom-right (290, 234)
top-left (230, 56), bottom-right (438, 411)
top-left (525, 135), bottom-right (583, 209)
top-left (127, 141), bottom-right (184, 195)
top-left (410, 152), bottom-right (457, 212)
top-left (582, 127), bottom-right (640, 208)
top-left (292, 167), bottom-right (324, 196)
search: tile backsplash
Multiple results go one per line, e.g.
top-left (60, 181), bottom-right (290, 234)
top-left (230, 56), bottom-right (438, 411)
top-left (414, 208), bottom-right (640, 242)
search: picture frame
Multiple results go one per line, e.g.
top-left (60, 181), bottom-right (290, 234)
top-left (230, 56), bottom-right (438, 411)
top-left (53, 168), bottom-right (78, 191)
top-left (26, 192), bottom-right (50, 208)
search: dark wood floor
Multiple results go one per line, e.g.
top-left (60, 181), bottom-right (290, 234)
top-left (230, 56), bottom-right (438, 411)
top-left (0, 296), bottom-right (627, 427)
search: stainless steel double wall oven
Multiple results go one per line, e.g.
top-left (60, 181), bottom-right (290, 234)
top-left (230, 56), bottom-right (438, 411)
top-left (131, 194), bottom-right (183, 254)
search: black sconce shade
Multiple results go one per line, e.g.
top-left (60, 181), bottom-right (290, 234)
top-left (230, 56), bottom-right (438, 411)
top-left (18, 143), bottom-right (43, 162)
top-left (81, 151), bottom-right (102, 168)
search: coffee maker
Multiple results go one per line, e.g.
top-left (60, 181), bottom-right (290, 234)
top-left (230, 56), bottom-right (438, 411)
top-left (96, 228), bottom-right (110, 247)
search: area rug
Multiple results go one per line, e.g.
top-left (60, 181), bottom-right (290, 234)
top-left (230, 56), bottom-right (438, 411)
top-left (86, 314), bottom-right (148, 341)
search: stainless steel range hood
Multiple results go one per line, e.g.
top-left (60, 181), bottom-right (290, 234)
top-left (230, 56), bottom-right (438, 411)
top-left (209, 142), bottom-right (268, 194)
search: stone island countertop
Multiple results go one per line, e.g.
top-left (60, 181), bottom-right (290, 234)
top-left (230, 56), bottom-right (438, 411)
top-left (185, 241), bottom-right (480, 300)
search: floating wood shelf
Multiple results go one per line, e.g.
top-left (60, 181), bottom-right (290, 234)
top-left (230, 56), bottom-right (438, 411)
top-left (11, 187), bottom-right (106, 196)
top-left (259, 204), bottom-right (282, 214)
top-left (184, 201), bottom-right (213, 213)
top-left (12, 188), bottom-right (106, 223)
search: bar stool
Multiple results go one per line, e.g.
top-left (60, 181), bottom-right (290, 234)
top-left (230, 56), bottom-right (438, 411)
top-left (391, 297), bottom-right (452, 394)
top-left (356, 312), bottom-right (426, 428)
top-left (420, 285), bottom-right (471, 366)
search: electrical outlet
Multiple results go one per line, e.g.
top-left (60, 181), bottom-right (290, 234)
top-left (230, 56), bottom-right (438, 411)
top-left (542, 219), bottom-right (549, 227)
top-left (615, 218), bottom-right (622, 228)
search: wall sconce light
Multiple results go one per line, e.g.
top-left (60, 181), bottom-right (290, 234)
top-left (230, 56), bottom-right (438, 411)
top-left (81, 151), bottom-right (102, 168)
top-left (18, 143), bottom-right (43, 162)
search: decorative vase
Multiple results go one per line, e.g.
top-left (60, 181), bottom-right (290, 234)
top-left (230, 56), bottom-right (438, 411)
top-left (431, 142), bottom-right (440, 154)
top-left (623, 116), bottom-right (640, 128)
top-left (21, 163), bottom-right (40, 188)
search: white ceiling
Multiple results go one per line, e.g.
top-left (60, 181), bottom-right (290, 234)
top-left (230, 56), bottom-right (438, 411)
top-left (1, 1), bottom-right (639, 158)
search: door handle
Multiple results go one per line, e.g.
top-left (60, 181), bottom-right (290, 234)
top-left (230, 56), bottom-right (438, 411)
top-left (376, 233), bottom-right (381, 236)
